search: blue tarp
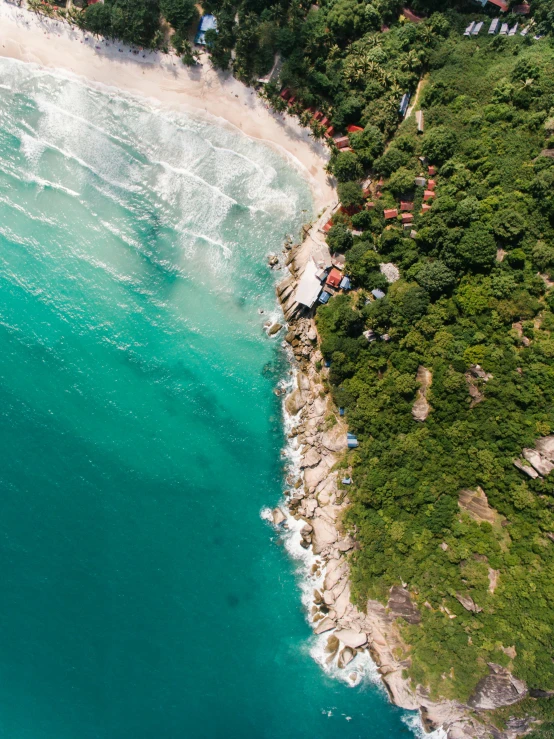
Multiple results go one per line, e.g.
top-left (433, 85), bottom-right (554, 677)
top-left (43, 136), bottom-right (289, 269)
top-left (371, 288), bottom-right (385, 299)
top-left (347, 439), bottom-right (359, 448)
top-left (195, 15), bottom-right (217, 45)
top-left (319, 291), bottom-right (331, 304)
top-left (340, 276), bottom-right (351, 290)
top-left (339, 407), bottom-right (345, 416)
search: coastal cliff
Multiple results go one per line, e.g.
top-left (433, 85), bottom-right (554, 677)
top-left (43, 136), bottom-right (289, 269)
top-left (273, 239), bottom-right (536, 739)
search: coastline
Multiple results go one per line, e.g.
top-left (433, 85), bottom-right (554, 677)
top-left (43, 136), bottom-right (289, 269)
top-left (272, 238), bottom-right (529, 739)
top-left (0, 5), bottom-right (532, 737)
top-left (0, 0), bottom-right (334, 211)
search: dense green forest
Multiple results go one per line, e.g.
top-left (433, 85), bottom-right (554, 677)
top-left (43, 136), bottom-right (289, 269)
top-left (297, 8), bottom-right (554, 737)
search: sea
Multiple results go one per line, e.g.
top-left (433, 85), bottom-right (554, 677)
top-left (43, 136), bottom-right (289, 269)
top-left (0, 57), bottom-right (430, 739)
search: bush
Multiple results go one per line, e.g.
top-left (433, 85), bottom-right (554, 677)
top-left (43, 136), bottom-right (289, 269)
top-left (331, 151), bottom-right (363, 182)
top-left (327, 224), bottom-right (353, 253)
top-left (416, 261), bottom-right (456, 297)
top-left (337, 181), bottom-right (364, 208)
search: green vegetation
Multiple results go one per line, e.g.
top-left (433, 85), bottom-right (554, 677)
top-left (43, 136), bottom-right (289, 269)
top-left (314, 20), bottom-right (554, 725)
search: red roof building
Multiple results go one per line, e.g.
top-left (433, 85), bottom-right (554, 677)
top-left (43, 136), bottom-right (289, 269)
top-left (322, 219), bottom-right (333, 232)
top-left (401, 213), bottom-right (414, 224)
top-left (313, 111), bottom-right (323, 121)
top-left (423, 190), bottom-right (436, 201)
top-left (362, 187), bottom-right (371, 198)
top-left (334, 136), bottom-right (350, 149)
top-left (280, 88), bottom-right (290, 100)
top-left (325, 126), bottom-right (335, 137)
top-left (421, 203), bottom-right (432, 212)
top-left (400, 201), bottom-right (414, 211)
top-left (488, 0), bottom-right (508, 11)
top-left (347, 125), bottom-right (364, 133)
top-left (326, 268), bottom-right (343, 289)
top-left (384, 209), bottom-right (398, 220)
top-left (320, 117), bottom-right (329, 127)
top-left (288, 96), bottom-right (296, 106)
top-left (427, 180), bottom-right (436, 191)
top-left (365, 201), bottom-right (375, 210)
top-left (428, 165), bottom-right (437, 176)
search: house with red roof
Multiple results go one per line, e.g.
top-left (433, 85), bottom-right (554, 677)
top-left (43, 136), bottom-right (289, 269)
top-left (400, 201), bottom-right (414, 211)
top-left (326, 268), bottom-right (343, 289)
top-left (423, 190), bottom-right (436, 201)
top-left (384, 209), bottom-right (398, 220)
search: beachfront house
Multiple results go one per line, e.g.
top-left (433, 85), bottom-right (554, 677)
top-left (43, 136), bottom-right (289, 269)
top-left (294, 260), bottom-right (323, 309)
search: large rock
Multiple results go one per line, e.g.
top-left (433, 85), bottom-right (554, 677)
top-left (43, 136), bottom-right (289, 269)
top-left (513, 458), bottom-right (539, 479)
top-left (324, 561), bottom-right (348, 591)
top-left (271, 508), bottom-right (286, 526)
top-left (321, 423), bottom-right (347, 453)
top-left (337, 647), bottom-right (355, 668)
top-left (334, 629), bottom-right (367, 649)
top-left (468, 663), bottom-right (527, 710)
top-left (311, 517), bottom-right (338, 554)
top-left (455, 592), bottom-right (482, 613)
top-left (387, 586), bottom-right (421, 625)
top-left (458, 487), bottom-right (498, 524)
top-left (333, 581), bottom-right (351, 620)
top-left (285, 388), bottom-right (308, 416)
top-left (535, 435), bottom-right (554, 461)
top-left (304, 459), bottom-right (332, 492)
top-left (301, 448), bottom-right (321, 469)
top-left (523, 447), bottom-right (554, 476)
top-left (314, 617), bottom-right (336, 635)
top-left (412, 366), bottom-right (432, 422)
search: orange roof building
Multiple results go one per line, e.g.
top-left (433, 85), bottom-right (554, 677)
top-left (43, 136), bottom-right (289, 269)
top-left (384, 209), bottom-right (398, 220)
top-left (400, 201), bottom-right (414, 211)
top-left (326, 268), bottom-right (343, 289)
top-left (423, 190), bottom-right (436, 201)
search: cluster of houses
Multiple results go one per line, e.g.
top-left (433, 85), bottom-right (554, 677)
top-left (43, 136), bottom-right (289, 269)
top-left (295, 252), bottom-right (352, 309)
top-left (465, 1), bottom-right (541, 38)
top-left (465, 17), bottom-right (533, 36)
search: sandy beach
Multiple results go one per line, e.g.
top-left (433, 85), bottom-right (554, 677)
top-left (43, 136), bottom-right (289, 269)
top-left (0, 0), bottom-right (334, 210)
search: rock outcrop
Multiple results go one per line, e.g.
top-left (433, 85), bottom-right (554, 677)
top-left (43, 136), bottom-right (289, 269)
top-left (514, 434), bottom-right (554, 479)
top-left (412, 365), bottom-right (432, 421)
top-left (468, 664), bottom-right (528, 710)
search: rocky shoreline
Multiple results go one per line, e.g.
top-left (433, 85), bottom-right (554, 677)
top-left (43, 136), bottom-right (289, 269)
top-left (269, 231), bottom-right (535, 739)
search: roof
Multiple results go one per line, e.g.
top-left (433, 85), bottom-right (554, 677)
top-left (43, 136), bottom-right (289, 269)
top-left (415, 110), bottom-right (424, 133)
top-left (415, 176), bottom-right (426, 187)
top-left (402, 213), bottom-right (414, 222)
top-left (326, 268), bottom-right (342, 288)
top-left (334, 136), bottom-right (350, 149)
top-left (195, 15), bottom-right (217, 45)
top-left (400, 201), bottom-right (414, 211)
top-left (372, 288), bottom-right (385, 299)
top-left (489, 0), bottom-right (508, 10)
top-left (423, 190), bottom-right (436, 201)
top-left (427, 179), bottom-right (436, 190)
top-left (340, 276), bottom-right (351, 290)
top-left (295, 260), bottom-right (323, 308)
top-left (347, 125), bottom-right (364, 133)
top-left (319, 291), bottom-right (331, 304)
top-left (428, 166), bottom-right (436, 175)
top-left (384, 209), bottom-right (398, 220)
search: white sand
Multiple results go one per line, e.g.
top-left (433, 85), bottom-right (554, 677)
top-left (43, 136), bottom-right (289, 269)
top-left (0, 0), bottom-right (335, 209)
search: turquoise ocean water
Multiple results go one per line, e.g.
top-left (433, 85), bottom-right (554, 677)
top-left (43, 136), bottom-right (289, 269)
top-left (0, 58), bottom-right (420, 739)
